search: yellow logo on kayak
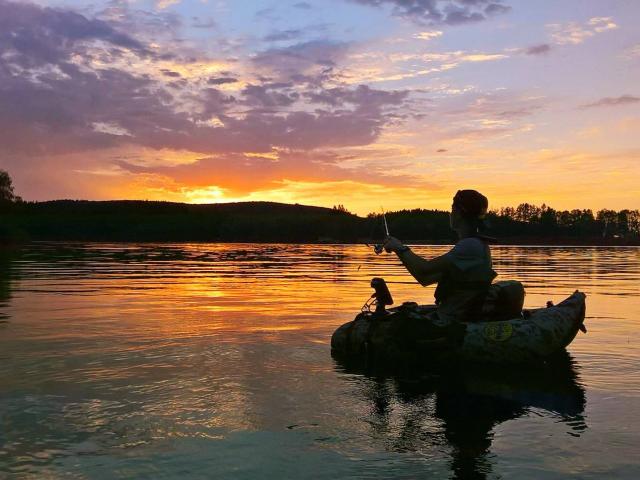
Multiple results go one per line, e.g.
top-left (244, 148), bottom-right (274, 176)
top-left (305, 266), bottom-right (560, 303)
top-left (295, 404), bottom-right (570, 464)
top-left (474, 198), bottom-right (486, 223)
top-left (483, 322), bottom-right (513, 342)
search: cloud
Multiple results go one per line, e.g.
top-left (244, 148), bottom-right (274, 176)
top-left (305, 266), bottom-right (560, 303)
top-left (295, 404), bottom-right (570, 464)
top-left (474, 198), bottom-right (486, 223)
top-left (263, 23), bottom-right (329, 43)
top-left (422, 91), bottom-right (545, 144)
top-left (156, 0), bottom-right (180, 9)
top-left (0, 0), bottom-right (147, 69)
top-left (548, 17), bottom-right (618, 45)
top-left (161, 69), bottom-right (181, 77)
top-left (208, 76), bottom-right (239, 85)
top-left (304, 84), bottom-right (408, 108)
top-left (241, 83), bottom-right (300, 109)
top-left (622, 44), bottom-right (640, 60)
top-left (350, 0), bottom-right (511, 26)
top-left (251, 40), bottom-right (351, 80)
top-left (92, 122), bottom-right (132, 136)
top-left (388, 50), bottom-right (507, 63)
top-left (191, 17), bottom-right (216, 29)
top-left (0, 1), bottom-right (174, 155)
top-left (588, 16), bottom-right (618, 33)
top-left (0, 0), bottom-right (411, 182)
top-left (524, 43), bottom-right (551, 55)
top-left (115, 149), bottom-right (422, 195)
top-left (96, 0), bottom-right (183, 43)
top-left (255, 7), bottom-right (279, 22)
top-left (580, 95), bottom-right (640, 109)
top-left (462, 93), bottom-right (543, 119)
top-left (337, 46), bottom-right (508, 85)
top-left (4, 0), bottom-right (559, 208)
top-left (413, 30), bottom-right (443, 40)
top-left (263, 29), bottom-right (304, 42)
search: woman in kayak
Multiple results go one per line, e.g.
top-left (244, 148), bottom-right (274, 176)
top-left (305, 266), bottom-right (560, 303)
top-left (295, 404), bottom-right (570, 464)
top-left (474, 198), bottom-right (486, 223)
top-left (383, 189), bottom-right (497, 324)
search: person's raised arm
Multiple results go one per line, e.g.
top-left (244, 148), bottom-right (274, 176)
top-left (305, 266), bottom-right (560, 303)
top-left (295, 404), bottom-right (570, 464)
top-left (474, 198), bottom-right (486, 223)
top-left (383, 236), bottom-right (450, 286)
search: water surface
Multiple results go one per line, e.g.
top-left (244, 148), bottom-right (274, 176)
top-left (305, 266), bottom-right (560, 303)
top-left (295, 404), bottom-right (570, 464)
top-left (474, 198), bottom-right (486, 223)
top-left (1, 243), bottom-right (639, 479)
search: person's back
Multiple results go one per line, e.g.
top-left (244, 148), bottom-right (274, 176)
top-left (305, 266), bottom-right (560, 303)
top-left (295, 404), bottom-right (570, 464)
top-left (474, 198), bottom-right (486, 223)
top-left (435, 236), bottom-right (496, 323)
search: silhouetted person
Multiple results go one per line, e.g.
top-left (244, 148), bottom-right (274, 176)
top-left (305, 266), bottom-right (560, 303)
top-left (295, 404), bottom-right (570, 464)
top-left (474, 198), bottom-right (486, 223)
top-left (383, 190), bottom-right (496, 324)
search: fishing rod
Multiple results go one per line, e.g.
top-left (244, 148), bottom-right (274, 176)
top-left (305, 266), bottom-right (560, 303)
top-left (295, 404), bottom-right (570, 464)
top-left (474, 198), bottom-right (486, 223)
top-left (372, 207), bottom-right (389, 255)
top-left (376, 207), bottom-right (390, 254)
top-left (358, 208), bottom-right (390, 270)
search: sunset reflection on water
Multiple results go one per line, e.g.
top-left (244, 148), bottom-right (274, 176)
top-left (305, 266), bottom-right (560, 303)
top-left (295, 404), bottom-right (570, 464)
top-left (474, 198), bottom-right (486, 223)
top-left (0, 243), bottom-right (639, 478)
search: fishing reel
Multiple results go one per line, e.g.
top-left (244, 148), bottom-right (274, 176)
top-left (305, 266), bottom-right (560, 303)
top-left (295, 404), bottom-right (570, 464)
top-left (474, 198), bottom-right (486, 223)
top-left (372, 210), bottom-right (389, 255)
top-left (365, 241), bottom-right (386, 255)
top-left (361, 277), bottom-right (394, 314)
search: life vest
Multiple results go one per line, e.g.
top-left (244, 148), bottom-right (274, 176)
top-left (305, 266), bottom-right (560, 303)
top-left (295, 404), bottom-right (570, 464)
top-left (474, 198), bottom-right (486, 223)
top-left (434, 237), bottom-right (497, 313)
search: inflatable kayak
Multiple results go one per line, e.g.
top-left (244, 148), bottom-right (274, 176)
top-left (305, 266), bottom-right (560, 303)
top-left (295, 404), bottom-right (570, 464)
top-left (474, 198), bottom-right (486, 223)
top-left (331, 287), bottom-right (586, 365)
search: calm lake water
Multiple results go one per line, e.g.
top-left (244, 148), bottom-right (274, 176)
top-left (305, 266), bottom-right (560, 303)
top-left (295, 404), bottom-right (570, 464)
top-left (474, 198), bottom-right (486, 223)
top-left (1, 243), bottom-right (639, 479)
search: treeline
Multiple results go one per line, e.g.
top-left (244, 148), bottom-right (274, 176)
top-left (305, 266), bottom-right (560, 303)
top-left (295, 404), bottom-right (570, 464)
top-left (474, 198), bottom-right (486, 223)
top-left (1, 200), bottom-right (639, 245)
top-left (490, 203), bottom-right (640, 240)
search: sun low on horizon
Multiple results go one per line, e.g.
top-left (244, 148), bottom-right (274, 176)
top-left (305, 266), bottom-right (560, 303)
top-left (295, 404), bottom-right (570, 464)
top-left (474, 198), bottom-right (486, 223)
top-left (1, 0), bottom-right (639, 216)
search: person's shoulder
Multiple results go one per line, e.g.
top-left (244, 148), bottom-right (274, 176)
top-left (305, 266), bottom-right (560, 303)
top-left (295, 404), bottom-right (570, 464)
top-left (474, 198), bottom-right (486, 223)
top-left (451, 237), bottom-right (486, 256)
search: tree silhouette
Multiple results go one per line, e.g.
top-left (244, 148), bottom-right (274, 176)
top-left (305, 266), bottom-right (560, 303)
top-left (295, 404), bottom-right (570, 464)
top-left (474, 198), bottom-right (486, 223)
top-left (0, 196), bottom-right (637, 243)
top-left (0, 170), bottom-right (20, 203)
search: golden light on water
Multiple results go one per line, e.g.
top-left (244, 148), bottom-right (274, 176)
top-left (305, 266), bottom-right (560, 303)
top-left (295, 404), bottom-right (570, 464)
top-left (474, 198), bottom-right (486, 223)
top-left (2, 242), bottom-right (640, 478)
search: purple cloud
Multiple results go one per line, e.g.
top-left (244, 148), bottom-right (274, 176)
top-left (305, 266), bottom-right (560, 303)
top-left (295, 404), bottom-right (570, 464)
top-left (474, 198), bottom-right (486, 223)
top-left (161, 69), bottom-right (181, 77)
top-left (251, 40), bottom-right (351, 80)
top-left (241, 84), bottom-right (300, 109)
top-left (263, 29), bottom-right (304, 42)
top-left (524, 43), bottom-right (552, 55)
top-left (0, 1), bottom-right (409, 161)
top-left (97, 0), bottom-right (183, 39)
top-left (304, 85), bottom-right (409, 110)
top-left (350, 0), bottom-right (511, 26)
top-left (580, 95), bottom-right (640, 109)
top-left (208, 76), bottom-right (239, 85)
top-left (263, 24), bottom-right (328, 42)
top-left (0, 0), bottom-right (146, 69)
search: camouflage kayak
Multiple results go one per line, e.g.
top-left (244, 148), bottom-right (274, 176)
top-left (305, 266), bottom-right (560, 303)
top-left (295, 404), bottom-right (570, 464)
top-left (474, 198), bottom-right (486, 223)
top-left (331, 291), bottom-right (587, 365)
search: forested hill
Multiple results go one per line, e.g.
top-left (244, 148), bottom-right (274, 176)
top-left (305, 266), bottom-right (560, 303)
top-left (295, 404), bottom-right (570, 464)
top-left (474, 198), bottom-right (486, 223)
top-left (0, 200), bottom-right (367, 243)
top-left (0, 200), bottom-right (638, 245)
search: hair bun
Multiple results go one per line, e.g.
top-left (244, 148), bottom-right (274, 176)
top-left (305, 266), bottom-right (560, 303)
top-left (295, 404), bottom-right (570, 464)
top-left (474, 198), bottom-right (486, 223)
top-left (453, 190), bottom-right (488, 218)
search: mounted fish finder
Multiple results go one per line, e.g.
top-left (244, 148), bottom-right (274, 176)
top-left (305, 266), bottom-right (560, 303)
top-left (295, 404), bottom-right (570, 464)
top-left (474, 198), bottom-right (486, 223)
top-left (361, 277), bottom-right (394, 315)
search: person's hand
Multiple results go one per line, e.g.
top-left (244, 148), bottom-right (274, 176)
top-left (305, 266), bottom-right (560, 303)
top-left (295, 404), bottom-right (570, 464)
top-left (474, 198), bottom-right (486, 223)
top-left (383, 235), bottom-right (404, 253)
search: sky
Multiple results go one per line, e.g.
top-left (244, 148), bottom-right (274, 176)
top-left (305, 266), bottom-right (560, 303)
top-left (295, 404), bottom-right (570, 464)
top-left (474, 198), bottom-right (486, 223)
top-left (0, 0), bottom-right (638, 215)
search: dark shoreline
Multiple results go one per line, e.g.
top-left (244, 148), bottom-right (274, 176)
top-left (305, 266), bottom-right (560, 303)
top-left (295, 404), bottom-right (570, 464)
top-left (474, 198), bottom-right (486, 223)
top-left (1, 199), bottom-right (639, 247)
top-left (3, 239), bottom-right (639, 248)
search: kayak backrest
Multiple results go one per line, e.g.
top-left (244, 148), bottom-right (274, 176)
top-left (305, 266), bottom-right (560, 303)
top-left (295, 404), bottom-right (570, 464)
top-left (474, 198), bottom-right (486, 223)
top-left (481, 280), bottom-right (526, 321)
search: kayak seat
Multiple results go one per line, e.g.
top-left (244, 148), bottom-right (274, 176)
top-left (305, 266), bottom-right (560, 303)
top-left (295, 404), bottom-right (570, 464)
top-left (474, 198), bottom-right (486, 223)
top-left (479, 280), bottom-right (526, 322)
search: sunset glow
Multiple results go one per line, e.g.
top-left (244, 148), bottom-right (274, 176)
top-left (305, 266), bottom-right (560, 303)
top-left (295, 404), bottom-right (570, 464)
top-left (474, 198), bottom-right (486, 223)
top-left (1, 0), bottom-right (638, 214)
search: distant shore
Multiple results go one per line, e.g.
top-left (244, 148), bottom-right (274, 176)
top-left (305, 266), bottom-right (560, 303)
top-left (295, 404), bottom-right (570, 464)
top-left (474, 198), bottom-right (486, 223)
top-left (1, 200), bottom-right (639, 246)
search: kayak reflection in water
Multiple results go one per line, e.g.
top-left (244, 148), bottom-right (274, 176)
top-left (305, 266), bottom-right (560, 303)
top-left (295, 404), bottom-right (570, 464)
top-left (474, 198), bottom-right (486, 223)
top-left (382, 189), bottom-right (497, 325)
top-left (333, 351), bottom-right (587, 480)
